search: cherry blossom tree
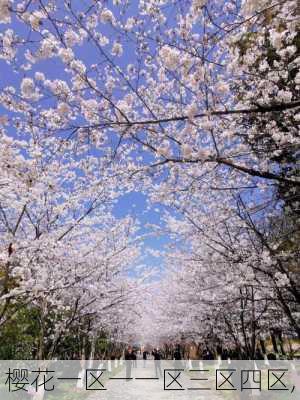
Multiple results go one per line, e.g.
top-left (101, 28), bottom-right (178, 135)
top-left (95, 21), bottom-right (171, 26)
top-left (0, 105), bottom-right (144, 357)
top-left (0, 0), bottom-right (299, 356)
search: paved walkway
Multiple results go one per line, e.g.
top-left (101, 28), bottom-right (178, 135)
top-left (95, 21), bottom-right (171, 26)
top-left (88, 361), bottom-right (220, 400)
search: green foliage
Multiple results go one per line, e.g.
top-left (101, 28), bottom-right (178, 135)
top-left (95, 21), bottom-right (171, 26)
top-left (0, 300), bottom-right (118, 359)
top-left (0, 305), bottom-right (40, 359)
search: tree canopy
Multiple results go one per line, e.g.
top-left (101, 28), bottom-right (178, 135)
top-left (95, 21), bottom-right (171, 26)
top-left (0, 0), bottom-right (299, 358)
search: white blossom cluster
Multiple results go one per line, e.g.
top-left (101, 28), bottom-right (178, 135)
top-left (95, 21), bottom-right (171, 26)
top-left (0, 0), bottom-right (299, 347)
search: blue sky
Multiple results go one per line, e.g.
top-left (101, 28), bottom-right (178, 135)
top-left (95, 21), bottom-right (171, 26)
top-left (113, 192), bottom-right (171, 275)
top-left (0, 1), bottom-right (179, 277)
top-left (1, 0), bottom-right (263, 278)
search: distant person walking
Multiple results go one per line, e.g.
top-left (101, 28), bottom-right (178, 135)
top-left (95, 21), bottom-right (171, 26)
top-left (125, 346), bottom-right (134, 380)
top-left (143, 350), bottom-right (149, 368)
top-left (152, 348), bottom-right (163, 378)
top-left (173, 345), bottom-right (183, 369)
top-left (173, 346), bottom-right (181, 360)
top-left (132, 350), bottom-right (137, 368)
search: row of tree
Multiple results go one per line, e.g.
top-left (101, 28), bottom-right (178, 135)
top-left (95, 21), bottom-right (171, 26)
top-left (0, 0), bottom-right (299, 357)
